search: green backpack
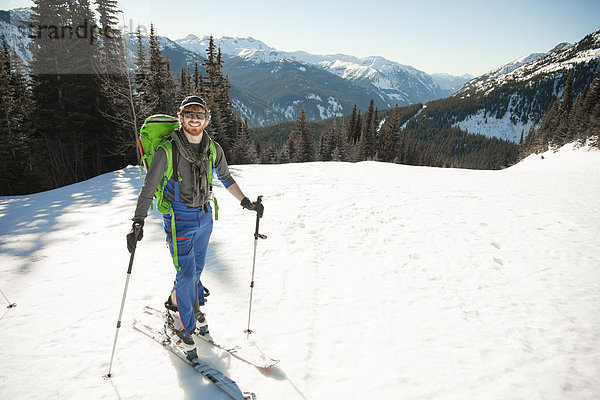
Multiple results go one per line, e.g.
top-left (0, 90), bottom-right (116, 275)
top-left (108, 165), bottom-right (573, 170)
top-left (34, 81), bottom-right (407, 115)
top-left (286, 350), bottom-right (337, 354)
top-left (138, 114), bottom-right (219, 270)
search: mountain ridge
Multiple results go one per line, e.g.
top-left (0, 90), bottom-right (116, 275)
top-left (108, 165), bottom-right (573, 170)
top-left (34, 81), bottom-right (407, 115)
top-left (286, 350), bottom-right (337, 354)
top-left (2, 6), bottom-right (598, 140)
top-left (404, 28), bottom-right (600, 143)
top-left (0, 7), bottom-right (469, 126)
top-left (175, 33), bottom-right (460, 104)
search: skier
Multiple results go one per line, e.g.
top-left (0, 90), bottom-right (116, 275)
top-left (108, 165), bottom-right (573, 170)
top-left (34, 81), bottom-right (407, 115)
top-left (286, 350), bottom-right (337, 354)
top-left (126, 95), bottom-right (263, 357)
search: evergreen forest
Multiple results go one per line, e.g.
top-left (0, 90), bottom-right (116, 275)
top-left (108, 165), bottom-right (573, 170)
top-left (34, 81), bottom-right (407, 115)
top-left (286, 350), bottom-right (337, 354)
top-left (0, 0), bottom-right (255, 195)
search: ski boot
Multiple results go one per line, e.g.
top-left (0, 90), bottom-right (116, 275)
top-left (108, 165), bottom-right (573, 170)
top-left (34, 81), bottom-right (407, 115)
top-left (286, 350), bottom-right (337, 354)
top-left (194, 309), bottom-right (210, 337)
top-left (193, 286), bottom-right (211, 338)
top-left (163, 297), bottom-right (197, 358)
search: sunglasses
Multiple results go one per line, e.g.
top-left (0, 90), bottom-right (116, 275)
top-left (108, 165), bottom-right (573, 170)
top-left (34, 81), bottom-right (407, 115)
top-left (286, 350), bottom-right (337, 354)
top-left (182, 111), bottom-right (209, 120)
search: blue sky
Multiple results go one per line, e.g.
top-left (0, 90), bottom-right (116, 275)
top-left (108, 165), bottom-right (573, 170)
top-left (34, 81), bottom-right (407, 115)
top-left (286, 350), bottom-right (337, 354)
top-left (5, 0), bottom-right (600, 76)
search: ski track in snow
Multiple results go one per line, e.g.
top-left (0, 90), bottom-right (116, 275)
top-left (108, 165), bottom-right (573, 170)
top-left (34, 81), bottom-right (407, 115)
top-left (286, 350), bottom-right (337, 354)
top-left (1, 143), bottom-right (599, 400)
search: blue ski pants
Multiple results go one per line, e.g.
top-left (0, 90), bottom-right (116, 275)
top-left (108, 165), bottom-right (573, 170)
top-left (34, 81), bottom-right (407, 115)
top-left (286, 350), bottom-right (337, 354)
top-left (163, 201), bottom-right (213, 336)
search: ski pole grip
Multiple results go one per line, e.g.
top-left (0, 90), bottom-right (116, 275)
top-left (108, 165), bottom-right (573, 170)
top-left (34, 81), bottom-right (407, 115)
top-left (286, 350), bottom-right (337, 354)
top-left (255, 195), bottom-right (263, 219)
top-left (133, 223), bottom-right (142, 238)
top-left (126, 246), bottom-right (136, 274)
top-left (253, 196), bottom-right (266, 239)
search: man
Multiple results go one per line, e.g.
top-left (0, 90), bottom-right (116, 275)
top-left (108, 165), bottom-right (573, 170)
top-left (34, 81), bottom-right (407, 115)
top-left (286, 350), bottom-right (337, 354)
top-left (127, 95), bottom-right (262, 358)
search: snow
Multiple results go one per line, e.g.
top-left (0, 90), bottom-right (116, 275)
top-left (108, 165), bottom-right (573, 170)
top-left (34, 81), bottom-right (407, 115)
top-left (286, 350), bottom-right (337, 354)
top-left (402, 105), bottom-right (425, 129)
top-left (1, 144), bottom-right (600, 400)
top-left (453, 107), bottom-right (535, 143)
top-left (490, 52), bottom-right (548, 80)
top-left (458, 31), bottom-right (600, 96)
top-left (272, 100), bottom-right (302, 120)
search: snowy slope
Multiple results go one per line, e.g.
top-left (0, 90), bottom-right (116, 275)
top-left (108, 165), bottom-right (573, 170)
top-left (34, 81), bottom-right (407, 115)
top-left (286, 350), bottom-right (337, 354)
top-left (454, 107), bottom-right (535, 143)
top-left (1, 144), bottom-right (600, 400)
top-left (444, 30), bottom-right (600, 143)
top-left (456, 34), bottom-right (600, 96)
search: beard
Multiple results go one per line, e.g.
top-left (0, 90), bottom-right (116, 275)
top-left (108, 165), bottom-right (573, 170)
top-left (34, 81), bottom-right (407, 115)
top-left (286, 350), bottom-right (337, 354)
top-left (183, 121), bottom-right (204, 136)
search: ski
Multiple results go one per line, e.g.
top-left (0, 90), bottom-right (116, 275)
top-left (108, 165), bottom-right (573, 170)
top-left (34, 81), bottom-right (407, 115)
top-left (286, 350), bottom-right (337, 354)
top-left (144, 305), bottom-right (279, 369)
top-left (132, 318), bottom-right (256, 400)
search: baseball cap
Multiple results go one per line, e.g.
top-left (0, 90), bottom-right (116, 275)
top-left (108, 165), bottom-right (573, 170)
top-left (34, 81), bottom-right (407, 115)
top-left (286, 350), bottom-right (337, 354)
top-left (179, 95), bottom-right (208, 110)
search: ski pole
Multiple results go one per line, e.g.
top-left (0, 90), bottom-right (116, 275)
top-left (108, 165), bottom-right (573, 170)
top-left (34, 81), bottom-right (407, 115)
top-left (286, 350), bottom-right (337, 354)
top-left (244, 196), bottom-right (266, 338)
top-left (0, 287), bottom-right (16, 308)
top-left (0, 288), bottom-right (17, 322)
top-left (104, 225), bottom-right (140, 379)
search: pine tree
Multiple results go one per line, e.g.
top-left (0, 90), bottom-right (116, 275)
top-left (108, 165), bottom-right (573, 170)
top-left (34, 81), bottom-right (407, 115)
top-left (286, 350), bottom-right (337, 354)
top-left (222, 75), bottom-right (239, 159)
top-left (177, 66), bottom-right (195, 99)
top-left (287, 106), bottom-right (315, 162)
top-left (553, 69), bottom-right (575, 146)
top-left (96, 6), bottom-right (149, 166)
top-left (519, 129), bottom-right (524, 146)
top-left (203, 36), bottom-right (219, 94)
top-left (0, 37), bottom-right (43, 194)
top-left (233, 118), bottom-right (258, 164)
top-left (377, 104), bottom-right (401, 162)
top-left (298, 107), bottom-right (316, 162)
top-left (96, 0), bottom-right (120, 60)
top-left (591, 97), bottom-right (600, 146)
top-left (318, 124), bottom-right (336, 161)
top-left (569, 90), bottom-right (587, 142)
top-left (367, 100), bottom-right (377, 159)
top-left (193, 62), bottom-right (203, 95)
top-left (534, 99), bottom-right (559, 152)
top-left (71, 0), bottom-right (112, 176)
top-left (334, 119), bottom-right (351, 161)
top-left (520, 117), bottom-right (536, 158)
top-left (346, 104), bottom-right (358, 144)
top-left (134, 26), bottom-right (148, 91)
top-left (147, 24), bottom-right (175, 114)
top-left (93, 0), bottom-right (138, 168)
top-left (29, 0), bottom-right (68, 187)
top-left (133, 25), bottom-right (154, 131)
top-left (578, 67), bottom-right (600, 141)
top-left (257, 139), bottom-right (277, 164)
top-left (203, 38), bottom-right (236, 159)
top-left (30, 0), bottom-right (113, 187)
top-left (276, 142), bottom-right (291, 163)
top-left (355, 109), bottom-right (362, 146)
top-left (358, 99), bottom-right (377, 160)
top-left (331, 146), bottom-right (342, 161)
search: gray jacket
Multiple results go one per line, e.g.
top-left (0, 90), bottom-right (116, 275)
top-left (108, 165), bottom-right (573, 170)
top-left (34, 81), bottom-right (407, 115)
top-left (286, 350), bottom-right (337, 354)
top-left (133, 135), bottom-right (235, 222)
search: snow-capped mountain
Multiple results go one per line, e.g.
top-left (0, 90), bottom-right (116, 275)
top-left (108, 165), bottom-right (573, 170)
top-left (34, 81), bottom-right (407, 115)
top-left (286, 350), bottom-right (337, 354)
top-left (407, 29), bottom-right (600, 143)
top-left (456, 41), bottom-right (597, 95)
top-left (0, 8), bottom-right (468, 126)
top-left (223, 56), bottom-right (385, 126)
top-left (176, 35), bottom-right (281, 63)
top-left (176, 34), bottom-right (458, 105)
top-left (430, 73), bottom-right (474, 92)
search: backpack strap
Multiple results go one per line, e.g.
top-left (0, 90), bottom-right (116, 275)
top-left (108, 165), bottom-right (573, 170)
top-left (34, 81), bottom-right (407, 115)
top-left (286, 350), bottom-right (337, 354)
top-left (154, 138), bottom-right (181, 271)
top-left (207, 139), bottom-right (219, 220)
top-left (170, 139), bottom-right (181, 202)
top-left (169, 138), bottom-right (181, 270)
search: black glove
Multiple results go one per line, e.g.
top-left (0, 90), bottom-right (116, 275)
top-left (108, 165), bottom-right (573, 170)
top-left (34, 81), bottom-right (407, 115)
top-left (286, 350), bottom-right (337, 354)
top-left (126, 219), bottom-right (144, 253)
top-left (241, 197), bottom-right (264, 218)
